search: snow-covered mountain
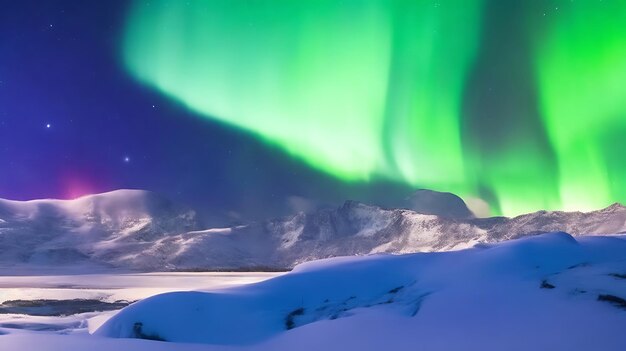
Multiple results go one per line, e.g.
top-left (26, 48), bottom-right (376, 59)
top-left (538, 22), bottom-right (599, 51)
top-left (0, 190), bottom-right (624, 271)
top-left (0, 190), bottom-right (200, 271)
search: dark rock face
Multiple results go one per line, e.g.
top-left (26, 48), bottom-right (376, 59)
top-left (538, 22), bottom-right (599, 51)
top-left (404, 189), bottom-right (474, 219)
top-left (0, 299), bottom-right (132, 316)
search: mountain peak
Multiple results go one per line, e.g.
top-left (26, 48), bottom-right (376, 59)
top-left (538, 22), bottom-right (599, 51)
top-left (601, 202), bottom-right (626, 212)
top-left (404, 189), bottom-right (474, 219)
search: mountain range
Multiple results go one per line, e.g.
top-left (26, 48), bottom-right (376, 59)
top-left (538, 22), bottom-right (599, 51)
top-left (0, 189), bottom-right (624, 271)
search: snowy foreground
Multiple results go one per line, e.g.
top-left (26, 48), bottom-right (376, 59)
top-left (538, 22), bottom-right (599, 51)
top-left (2, 232), bottom-right (626, 350)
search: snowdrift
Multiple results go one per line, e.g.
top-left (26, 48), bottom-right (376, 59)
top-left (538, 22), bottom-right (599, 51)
top-left (96, 232), bottom-right (626, 350)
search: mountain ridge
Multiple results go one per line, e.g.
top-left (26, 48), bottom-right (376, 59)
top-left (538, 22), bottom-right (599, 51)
top-left (0, 189), bottom-right (624, 272)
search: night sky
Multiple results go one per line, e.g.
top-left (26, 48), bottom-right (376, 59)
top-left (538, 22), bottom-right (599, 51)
top-left (1, 0), bottom-right (625, 223)
top-left (0, 0), bottom-right (414, 224)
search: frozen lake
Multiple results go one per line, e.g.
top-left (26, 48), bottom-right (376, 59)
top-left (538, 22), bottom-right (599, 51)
top-left (0, 272), bottom-right (283, 333)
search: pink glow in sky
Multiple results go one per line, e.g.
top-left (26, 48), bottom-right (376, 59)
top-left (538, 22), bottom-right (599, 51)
top-left (61, 173), bottom-right (105, 199)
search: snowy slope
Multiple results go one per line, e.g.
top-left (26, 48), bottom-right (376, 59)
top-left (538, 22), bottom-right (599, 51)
top-left (92, 233), bottom-right (626, 350)
top-left (110, 199), bottom-right (626, 270)
top-left (0, 190), bottom-right (625, 271)
top-left (0, 190), bottom-right (200, 271)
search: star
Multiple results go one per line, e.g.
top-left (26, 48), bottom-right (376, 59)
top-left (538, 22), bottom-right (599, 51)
top-left (124, 156), bottom-right (130, 163)
top-left (46, 123), bottom-right (51, 128)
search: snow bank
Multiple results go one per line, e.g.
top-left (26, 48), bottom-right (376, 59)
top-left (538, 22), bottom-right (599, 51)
top-left (95, 232), bottom-right (626, 350)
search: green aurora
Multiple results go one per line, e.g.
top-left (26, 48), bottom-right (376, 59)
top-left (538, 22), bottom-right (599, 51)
top-left (533, 0), bottom-right (626, 212)
top-left (122, 0), bottom-right (626, 216)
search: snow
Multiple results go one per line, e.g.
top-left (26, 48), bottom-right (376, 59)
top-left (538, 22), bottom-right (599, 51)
top-left (1, 190), bottom-right (626, 351)
top-left (79, 232), bottom-right (626, 350)
top-left (0, 272), bottom-right (280, 304)
top-left (0, 273), bottom-right (280, 338)
top-left (0, 234), bottom-right (625, 350)
top-left (2, 190), bottom-right (625, 272)
top-left (2, 232), bottom-right (625, 350)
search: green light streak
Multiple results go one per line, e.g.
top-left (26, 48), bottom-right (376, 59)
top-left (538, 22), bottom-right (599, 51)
top-left (122, 0), bottom-right (483, 196)
top-left (122, 0), bottom-right (626, 215)
top-left (534, 1), bottom-right (626, 211)
top-left (380, 2), bottom-right (483, 190)
top-left (124, 0), bottom-right (394, 181)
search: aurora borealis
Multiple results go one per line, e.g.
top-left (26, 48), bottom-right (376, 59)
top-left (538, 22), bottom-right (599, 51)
top-left (123, 0), bottom-right (483, 188)
top-left (2, 0), bottom-right (625, 221)
top-left (533, 0), bottom-right (626, 212)
top-left (120, 0), bottom-right (626, 215)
